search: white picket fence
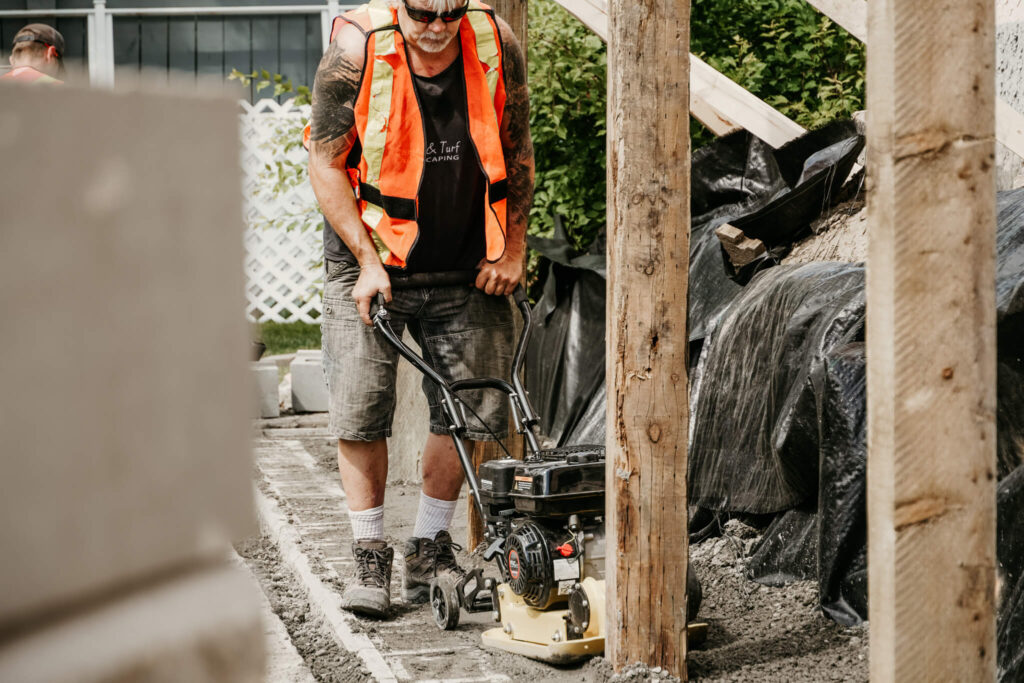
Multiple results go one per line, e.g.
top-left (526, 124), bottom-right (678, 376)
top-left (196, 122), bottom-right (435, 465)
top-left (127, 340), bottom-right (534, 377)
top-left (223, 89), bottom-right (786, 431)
top-left (240, 98), bottom-right (324, 324)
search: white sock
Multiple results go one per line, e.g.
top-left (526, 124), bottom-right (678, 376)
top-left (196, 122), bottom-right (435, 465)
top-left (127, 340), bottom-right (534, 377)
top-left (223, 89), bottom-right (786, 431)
top-left (348, 505), bottom-right (384, 542)
top-left (413, 492), bottom-right (458, 540)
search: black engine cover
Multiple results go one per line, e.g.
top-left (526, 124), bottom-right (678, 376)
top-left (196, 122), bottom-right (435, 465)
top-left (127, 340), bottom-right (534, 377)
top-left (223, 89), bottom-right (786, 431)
top-left (510, 446), bottom-right (605, 517)
top-left (477, 458), bottom-right (520, 521)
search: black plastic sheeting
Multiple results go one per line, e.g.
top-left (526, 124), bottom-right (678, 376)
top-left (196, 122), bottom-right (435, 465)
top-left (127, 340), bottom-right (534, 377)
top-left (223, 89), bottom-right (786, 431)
top-left (689, 121), bottom-right (863, 341)
top-left (525, 121), bottom-right (865, 443)
top-left (704, 191), bottom-right (1024, 655)
top-left (733, 189), bottom-right (1024, 618)
top-left (742, 350), bottom-right (1024, 624)
top-left (745, 341), bottom-right (869, 626)
top-left (688, 263), bottom-right (865, 513)
top-left (815, 343), bottom-right (869, 625)
top-left (997, 187), bottom-right (1024, 321)
top-left (998, 466), bottom-right (1024, 682)
top-left (526, 217), bottom-right (607, 446)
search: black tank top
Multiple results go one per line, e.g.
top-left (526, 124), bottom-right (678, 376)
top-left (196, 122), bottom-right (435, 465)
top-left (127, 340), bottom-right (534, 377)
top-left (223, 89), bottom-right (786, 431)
top-left (323, 50), bottom-right (487, 273)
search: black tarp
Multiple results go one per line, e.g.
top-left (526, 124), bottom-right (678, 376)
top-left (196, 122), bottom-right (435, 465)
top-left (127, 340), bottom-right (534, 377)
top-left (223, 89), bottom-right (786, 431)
top-left (815, 342), bottom-right (869, 626)
top-left (997, 187), bottom-right (1024, 321)
top-left (688, 263), bottom-right (865, 513)
top-left (744, 341), bottom-right (869, 626)
top-left (689, 121), bottom-right (863, 340)
top-left (998, 466), bottom-right (1024, 681)
top-left (743, 349), bottom-right (1024, 620)
top-left (526, 123), bottom-right (865, 443)
top-left (526, 217), bottom-right (607, 446)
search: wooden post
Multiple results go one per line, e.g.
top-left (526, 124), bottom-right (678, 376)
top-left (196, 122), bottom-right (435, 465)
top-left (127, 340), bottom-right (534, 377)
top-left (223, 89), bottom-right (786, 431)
top-left (467, 0), bottom-right (528, 551)
top-left (490, 0), bottom-right (527, 52)
top-left (606, 0), bottom-right (691, 678)
top-left (866, 0), bottom-right (998, 680)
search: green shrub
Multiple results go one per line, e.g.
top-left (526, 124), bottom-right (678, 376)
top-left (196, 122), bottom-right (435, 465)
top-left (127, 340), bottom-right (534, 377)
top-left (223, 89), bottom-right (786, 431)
top-left (527, 0), bottom-right (607, 254)
top-left (691, 0), bottom-right (865, 129)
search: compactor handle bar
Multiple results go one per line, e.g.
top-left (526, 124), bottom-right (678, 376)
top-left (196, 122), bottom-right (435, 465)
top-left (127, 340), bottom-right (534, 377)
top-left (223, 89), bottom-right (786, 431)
top-left (369, 270), bottom-right (540, 442)
top-left (372, 270), bottom-right (536, 417)
top-left (369, 272), bottom-right (540, 539)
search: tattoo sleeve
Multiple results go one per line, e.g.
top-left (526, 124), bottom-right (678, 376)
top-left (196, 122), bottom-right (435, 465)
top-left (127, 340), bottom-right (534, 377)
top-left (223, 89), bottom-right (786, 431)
top-left (498, 23), bottom-right (535, 255)
top-left (310, 37), bottom-right (363, 165)
top-left (309, 32), bottom-right (384, 267)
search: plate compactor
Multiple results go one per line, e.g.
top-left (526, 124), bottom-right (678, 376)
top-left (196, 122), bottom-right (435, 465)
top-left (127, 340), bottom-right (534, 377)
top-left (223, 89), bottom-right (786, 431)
top-left (372, 273), bottom-right (702, 664)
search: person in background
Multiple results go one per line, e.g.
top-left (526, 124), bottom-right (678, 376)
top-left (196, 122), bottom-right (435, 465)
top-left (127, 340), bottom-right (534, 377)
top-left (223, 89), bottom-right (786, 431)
top-left (2, 24), bottom-right (65, 84)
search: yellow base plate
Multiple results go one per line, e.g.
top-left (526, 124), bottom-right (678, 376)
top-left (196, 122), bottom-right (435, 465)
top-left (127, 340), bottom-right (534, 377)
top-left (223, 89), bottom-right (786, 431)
top-left (481, 627), bottom-right (604, 664)
top-left (479, 579), bottom-right (707, 663)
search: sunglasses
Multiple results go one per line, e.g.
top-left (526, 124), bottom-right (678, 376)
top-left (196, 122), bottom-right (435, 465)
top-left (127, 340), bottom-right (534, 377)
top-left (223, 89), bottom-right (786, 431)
top-left (402, 0), bottom-right (469, 23)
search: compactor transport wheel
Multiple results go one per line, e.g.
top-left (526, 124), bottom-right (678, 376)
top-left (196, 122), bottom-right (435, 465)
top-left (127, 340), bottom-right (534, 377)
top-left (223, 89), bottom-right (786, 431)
top-left (429, 574), bottom-right (460, 630)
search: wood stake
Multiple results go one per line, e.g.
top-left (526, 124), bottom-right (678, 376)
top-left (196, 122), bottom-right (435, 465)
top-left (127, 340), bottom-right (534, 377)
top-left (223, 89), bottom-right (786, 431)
top-left (606, 0), bottom-right (691, 677)
top-left (866, 0), bottom-right (998, 680)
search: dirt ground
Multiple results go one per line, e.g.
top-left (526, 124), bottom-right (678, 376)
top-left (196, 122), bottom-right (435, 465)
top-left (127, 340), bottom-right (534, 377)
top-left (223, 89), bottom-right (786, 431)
top-left (239, 423), bottom-right (869, 682)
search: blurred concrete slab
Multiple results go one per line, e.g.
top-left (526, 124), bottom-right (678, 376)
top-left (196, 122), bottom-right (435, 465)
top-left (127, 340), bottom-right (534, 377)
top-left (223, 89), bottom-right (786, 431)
top-left (0, 85), bottom-right (254, 627)
top-left (0, 565), bottom-right (264, 683)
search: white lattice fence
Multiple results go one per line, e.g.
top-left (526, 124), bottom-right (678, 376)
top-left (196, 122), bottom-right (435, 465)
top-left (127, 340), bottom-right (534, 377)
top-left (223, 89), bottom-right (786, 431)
top-left (240, 98), bottom-right (323, 324)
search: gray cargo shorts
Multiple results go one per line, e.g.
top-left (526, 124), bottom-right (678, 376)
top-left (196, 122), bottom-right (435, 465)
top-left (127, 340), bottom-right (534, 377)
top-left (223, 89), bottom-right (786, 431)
top-left (320, 259), bottom-right (514, 442)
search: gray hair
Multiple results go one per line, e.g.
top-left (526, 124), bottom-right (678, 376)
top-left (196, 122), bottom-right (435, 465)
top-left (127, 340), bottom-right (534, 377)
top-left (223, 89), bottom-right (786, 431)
top-left (388, 0), bottom-right (467, 12)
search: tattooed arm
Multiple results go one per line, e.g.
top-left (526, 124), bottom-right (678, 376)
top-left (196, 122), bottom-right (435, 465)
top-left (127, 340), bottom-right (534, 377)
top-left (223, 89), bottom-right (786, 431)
top-left (475, 16), bottom-right (534, 296)
top-left (308, 24), bottom-right (388, 325)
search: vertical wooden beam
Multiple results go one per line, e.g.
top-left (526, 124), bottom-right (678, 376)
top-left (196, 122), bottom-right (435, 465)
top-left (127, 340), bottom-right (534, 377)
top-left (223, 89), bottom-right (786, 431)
top-left (467, 0), bottom-right (528, 551)
top-left (490, 0), bottom-right (527, 52)
top-left (866, 0), bottom-right (998, 680)
top-left (606, 0), bottom-right (691, 678)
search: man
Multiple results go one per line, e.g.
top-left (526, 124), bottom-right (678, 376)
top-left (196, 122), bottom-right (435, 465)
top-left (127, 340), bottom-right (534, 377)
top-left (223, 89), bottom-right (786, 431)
top-left (2, 24), bottom-right (64, 84)
top-left (307, 0), bottom-right (533, 618)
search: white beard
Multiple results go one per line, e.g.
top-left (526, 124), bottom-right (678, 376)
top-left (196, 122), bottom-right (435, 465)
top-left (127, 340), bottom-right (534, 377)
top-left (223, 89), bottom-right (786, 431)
top-left (415, 31), bottom-right (454, 53)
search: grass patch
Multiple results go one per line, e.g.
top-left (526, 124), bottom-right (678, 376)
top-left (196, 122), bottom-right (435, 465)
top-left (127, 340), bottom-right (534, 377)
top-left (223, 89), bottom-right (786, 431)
top-left (260, 321), bottom-right (321, 356)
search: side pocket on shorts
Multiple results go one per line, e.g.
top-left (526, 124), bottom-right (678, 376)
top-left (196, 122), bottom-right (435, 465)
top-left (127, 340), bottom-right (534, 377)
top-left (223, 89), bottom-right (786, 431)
top-left (321, 261), bottom-right (362, 361)
top-left (325, 259), bottom-right (350, 282)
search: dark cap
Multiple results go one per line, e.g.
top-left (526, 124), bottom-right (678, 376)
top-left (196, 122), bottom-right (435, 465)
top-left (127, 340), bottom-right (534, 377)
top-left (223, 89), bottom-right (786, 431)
top-left (12, 24), bottom-right (65, 61)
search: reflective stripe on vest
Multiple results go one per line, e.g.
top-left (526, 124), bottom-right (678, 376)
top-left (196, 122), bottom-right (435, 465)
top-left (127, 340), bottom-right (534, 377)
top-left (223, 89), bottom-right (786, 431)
top-left (326, 0), bottom-right (508, 268)
top-left (0, 66), bottom-right (62, 84)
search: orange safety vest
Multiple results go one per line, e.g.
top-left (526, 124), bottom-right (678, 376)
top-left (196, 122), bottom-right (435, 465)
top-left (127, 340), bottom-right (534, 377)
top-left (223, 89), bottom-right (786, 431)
top-left (308, 0), bottom-right (508, 268)
top-left (0, 66), bottom-right (62, 84)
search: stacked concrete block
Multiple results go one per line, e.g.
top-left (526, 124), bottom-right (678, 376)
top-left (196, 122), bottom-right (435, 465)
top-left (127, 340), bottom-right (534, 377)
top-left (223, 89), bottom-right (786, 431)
top-left (290, 349), bottom-right (328, 413)
top-left (715, 223), bottom-right (767, 268)
top-left (253, 360), bottom-right (281, 418)
top-left (0, 85), bottom-right (262, 680)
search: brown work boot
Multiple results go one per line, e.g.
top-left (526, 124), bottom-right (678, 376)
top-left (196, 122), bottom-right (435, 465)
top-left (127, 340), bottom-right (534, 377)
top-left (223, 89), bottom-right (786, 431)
top-left (402, 530), bottom-right (466, 604)
top-left (341, 539), bottom-right (393, 618)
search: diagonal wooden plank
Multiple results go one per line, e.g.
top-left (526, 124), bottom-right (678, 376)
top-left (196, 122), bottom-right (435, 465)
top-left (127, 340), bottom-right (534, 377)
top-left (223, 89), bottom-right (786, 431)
top-left (804, 0), bottom-right (867, 41)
